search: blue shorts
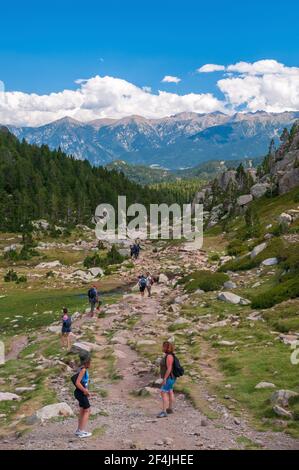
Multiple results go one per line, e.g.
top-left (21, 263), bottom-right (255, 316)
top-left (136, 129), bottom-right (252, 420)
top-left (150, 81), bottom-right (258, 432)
top-left (161, 377), bottom-right (176, 393)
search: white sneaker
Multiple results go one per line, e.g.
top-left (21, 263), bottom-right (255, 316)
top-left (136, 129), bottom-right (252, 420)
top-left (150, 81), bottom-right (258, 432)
top-left (78, 431), bottom-right (92, 438)
top-left (75, 429), bottom-right (81, 436)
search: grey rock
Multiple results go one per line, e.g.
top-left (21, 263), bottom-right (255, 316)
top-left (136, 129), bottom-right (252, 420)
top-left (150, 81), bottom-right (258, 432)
top-left (237, 194), bottom-right (253, 206)
top-left (250, 183), bottom-right (270, 199)
top-left (262, 258), bottom-right (278, 266)
top-left (271, 389), bottom-right (299, 407)
top-left (273, 405), bottom-right (293, 419)
top-left (255, 382), bottom-right (276, 390)
top-left (251, 242), bottom-right (267, 259)
top-left (223, 281), bottom-right (237, 290)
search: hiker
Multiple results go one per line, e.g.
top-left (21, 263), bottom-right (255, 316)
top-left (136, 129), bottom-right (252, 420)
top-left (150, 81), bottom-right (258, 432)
top-left (61, 307), bottom-right (72, 350)
top-left (138, 274), bottom-right (147, 297)
top-left (88, 285), bottom-right (98, 317)
top-left (73, 355), bottom-right (92, 438)
top-left (146, 272), bottom-right (154, 297)
top-left (157, 341), bottom-right (184, 418)
top-left (135, 240), bottom-right (141, 259)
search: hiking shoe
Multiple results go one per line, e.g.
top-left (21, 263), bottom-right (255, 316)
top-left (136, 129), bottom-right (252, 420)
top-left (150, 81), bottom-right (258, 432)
top-left (166, 408), bottom-right (174, 414)
top-left (157, 411), bottom-right (167, 418)
top-left (77, 431), bottom-right (92, 438)
top-left (75, 429), bottom-right (82, 436)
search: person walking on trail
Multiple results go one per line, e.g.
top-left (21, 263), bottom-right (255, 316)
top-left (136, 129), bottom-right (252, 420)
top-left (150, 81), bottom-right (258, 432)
top-left (61, 307), bottom-right (72, 350)
top-left (88, 285), bottom-right (98, 317)
top-left (72, 355), bottom-right (92, 438)
top-left (138, 274), bottom-right (147, 297)
top-left (146, 272), bottom-right (154, 297)
top-left (157, 341), bottom-right (184, 418)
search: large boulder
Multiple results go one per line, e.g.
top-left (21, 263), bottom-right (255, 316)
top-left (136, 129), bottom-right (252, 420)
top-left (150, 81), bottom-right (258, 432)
top-left (223, 281), bottom-right (237, 290)
top-left (218, 292), bottom-right (250, 306)
top-left (36, 260), bottom-right (62, 269)
top-left (255, 382), bottom-right (276, 390)
top-left (262, 258), bottom-right (278, 266)
top-left (34, 402), bottom-right (74, 422)
top-left (278, 212), bottom-right (293, 226)
top-left (71, 341), bottom-right (101, 355)
top-left (250, 242), bottom-right (267, 259)
top-left (0, 392), bottom-right (21, 402)
top-left (158, 273), bottom-right (169, 284)
top-left (279, 168), bottom-right (299, 195)
top-left (47, 325), bottom-right (61, 334)
top-left (32, 219), bottom-right (50, 230)
top-left (89, 267), bottom-right (104, 277)
top-left (273, 405), bottom-right (293, 419)
top-left (250, 183), bottom-right (270, 199)
top-left (271, 389), bottom-right (299, 408)
top-left (237, 194), bottom-right (253, 207)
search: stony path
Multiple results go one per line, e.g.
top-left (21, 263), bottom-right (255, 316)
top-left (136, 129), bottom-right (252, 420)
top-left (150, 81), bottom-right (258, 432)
top-left (1, 243), bottom-right (299, 450)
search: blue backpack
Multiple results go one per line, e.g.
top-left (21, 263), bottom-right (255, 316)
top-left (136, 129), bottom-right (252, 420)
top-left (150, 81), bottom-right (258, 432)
top-left (88, 288), bottom-right (97, 301)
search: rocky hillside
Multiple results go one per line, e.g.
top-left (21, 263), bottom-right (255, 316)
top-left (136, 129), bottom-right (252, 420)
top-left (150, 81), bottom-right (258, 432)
top-left (7, 111), bottom-right (299, 169)
top-left (194, 122), bottom-right (299, 228)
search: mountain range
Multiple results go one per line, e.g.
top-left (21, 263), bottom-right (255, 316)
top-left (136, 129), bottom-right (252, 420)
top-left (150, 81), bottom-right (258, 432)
top-left (7, 111), bottom-right (299, 170)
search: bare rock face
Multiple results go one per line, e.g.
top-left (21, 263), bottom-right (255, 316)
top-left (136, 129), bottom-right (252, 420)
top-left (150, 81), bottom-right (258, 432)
top-left (217, 170), bottom-right (237, 190)
top-left (278, 162), bottom-right (299, 195)
top-left (251, 183), bottom-right (270, 199)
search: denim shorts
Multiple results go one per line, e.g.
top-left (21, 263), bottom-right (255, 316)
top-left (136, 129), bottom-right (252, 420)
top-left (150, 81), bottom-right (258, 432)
top-left (161, 377), bottom-right (176, 393)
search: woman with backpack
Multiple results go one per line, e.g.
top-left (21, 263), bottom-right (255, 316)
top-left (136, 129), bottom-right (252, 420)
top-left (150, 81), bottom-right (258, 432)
top-left (158, 341), bottom-right (184, 418)
top-left (72, 354), bottom-right (92, 438)
top-left (61, 307), bottom-right (72, 350)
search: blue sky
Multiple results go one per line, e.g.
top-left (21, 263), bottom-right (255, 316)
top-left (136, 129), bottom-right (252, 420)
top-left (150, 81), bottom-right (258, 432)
top-left (0, 0), bottom-right (299, 125)
top-left (1, 0), bottom-right (299, 94)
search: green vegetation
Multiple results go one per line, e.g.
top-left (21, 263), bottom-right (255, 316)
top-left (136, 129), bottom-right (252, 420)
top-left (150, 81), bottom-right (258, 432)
top-left (84, 245), bottom-right (126, 269)
top-left (0, 127), bottom-right (183, 231)
top-left (220, 238), bottom-right (284, 272)
top-left (177, 270), bottom-right (229, 292)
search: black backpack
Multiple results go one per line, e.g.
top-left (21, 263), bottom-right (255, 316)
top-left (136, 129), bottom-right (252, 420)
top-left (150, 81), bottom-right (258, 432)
top-left (168, 353), bottom-right (184, 378)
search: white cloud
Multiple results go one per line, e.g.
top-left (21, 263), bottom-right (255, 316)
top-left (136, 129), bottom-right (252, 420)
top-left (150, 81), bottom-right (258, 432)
top-left (197, 64), bottom-right (225, 73)
top-left (218, 60), bottom-right (299, 112)
top-left (227, 59), bottom-right (299, 76)
top-left (161, 75), bottom-right (181, 83)
top-left (0, 75), bottom-right (224, 126)
top-left (1, 60), bottom-right (299, 126)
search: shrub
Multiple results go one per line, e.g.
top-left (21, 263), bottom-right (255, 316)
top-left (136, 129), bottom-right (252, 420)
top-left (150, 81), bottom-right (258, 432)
top-left (178, 270), bottom-right (229, 293)
top-left (83, 253), bottom-right (102, 269)
top-left (251, 276), bottom-right (299, 309)
top-left (16, 275), bottom-right (27, 284)
top-left (84, 245), bottom-right (125, 270)
top-left (4, 269), bottom-right (19, 282)
top-left (227, 240), bottom-right (248, 256)
top-left (220, 238), bottom-right (285, 272)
